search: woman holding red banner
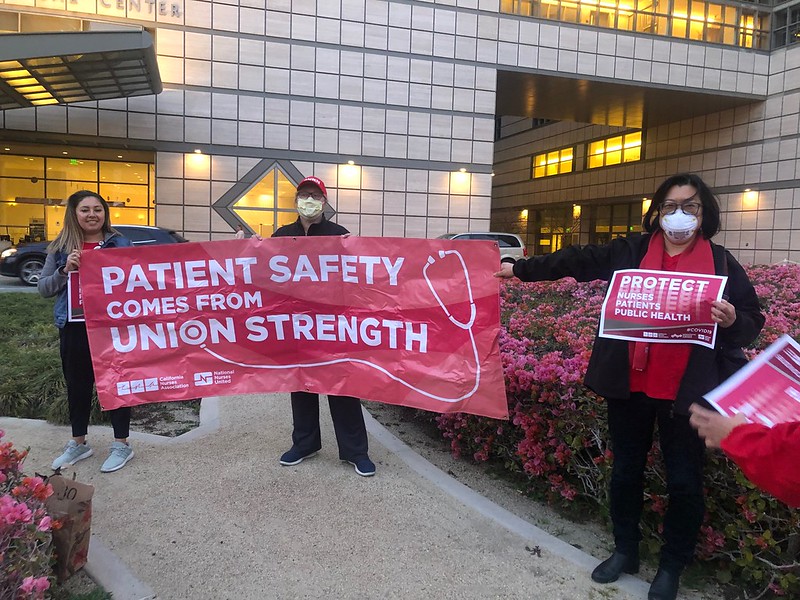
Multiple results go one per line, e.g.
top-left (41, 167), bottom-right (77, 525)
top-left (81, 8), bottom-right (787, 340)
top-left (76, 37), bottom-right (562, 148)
top-left (38, 190), bottom-right (135, 474)
top-left (689, 405), bottom-right (800, 507)
top-left (496, 173), bottom-right (764, 600)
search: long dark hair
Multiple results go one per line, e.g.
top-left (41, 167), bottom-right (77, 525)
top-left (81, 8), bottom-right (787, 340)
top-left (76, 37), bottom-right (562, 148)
top-left (48, 190), bottom-right (115, 254)
top-left (642, 173), bottom-right (721, 239)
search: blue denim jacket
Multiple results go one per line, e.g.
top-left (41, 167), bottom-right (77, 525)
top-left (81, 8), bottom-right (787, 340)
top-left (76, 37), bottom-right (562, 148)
top-left (38, 232), bottom-right (132, 328)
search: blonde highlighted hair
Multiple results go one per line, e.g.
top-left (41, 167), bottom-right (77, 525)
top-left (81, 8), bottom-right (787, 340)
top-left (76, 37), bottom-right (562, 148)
top-left (48, 190), bottom-right (117, 254)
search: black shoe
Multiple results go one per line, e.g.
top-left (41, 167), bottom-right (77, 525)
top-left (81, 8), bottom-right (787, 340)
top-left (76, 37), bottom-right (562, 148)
top-left (345, 457), bottom-right (376, 477)
top-left (591, 551), bottom-right (640, 584)
top-left (279, 448), bottom-right (318, 466)
top-left (648, 568), bottom-right (680, 600)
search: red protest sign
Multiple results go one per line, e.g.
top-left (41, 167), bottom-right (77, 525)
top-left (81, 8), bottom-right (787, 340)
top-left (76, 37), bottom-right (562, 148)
top-left (599, 268), bottom-right (727, 349)
top-left (79, 236), bottom-right (508, 419)
top-left (67, 271), bottom-right (84, 322)
top-left (705, 335), bottom-right (800, 427)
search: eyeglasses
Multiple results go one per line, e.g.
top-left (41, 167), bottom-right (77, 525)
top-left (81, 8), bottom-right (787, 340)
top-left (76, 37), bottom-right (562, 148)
top-left (658, 200), bottom-right (702, 216)
top-left (297, 191), bottom-right (324, 201)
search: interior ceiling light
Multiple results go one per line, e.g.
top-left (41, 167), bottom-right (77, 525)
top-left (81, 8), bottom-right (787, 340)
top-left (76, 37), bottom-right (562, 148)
top-left (0, 62), bottom-right (57, 106)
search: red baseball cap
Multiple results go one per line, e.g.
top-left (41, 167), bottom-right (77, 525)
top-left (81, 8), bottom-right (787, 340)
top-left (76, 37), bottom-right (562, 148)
top-left (297, 176), bottom-right (327, 198)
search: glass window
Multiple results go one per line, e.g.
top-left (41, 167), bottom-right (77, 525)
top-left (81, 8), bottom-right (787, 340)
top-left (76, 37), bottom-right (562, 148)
top-left (560, 1), bottom-right (580, 24)
top-left (502, 0), bottom-right (768, 48)
top-left (706, 3), bottom-right (724, 43)
top-left (100, 183), bottom-right (149, 208)
top-left (532, 147), bottom-right (574, 178)
top-left (672, 0), bottom-right (688, 38)
top-left (0, 156), bottom-right (44, 179)
top-left (532, 154), bottom-right (547, 179)
top-left (617, 1), bottom-right (635, 30)
top-left (100, 160), bottom-right (150, 183)
top-left (0, 150), bottom-right (153, 238)
top-left (108, 206), bottom-right (151, 226)
top-left (546, 150), bottom-right (560, 176)
top-left (47, 157), bottom-right (98, 182)
top-left (587, 132), bottom-right (642, 168)
top-left (236, 172), bottom-right (276, 209)
top-left (588, 141), bottom-right (605, 169)
top-left (611, 204), bottom-right (630, 233)
top-left (0, 177), bottom-right (44, 203)
top-left (276, 170), bottom-right (297, 210)
top-left (623, 131), bottom-right (642, 162)
top-left (46, 180), bottom-right (98, 202)
top-left (688, 1), bottom-right (705, 40)
top-left (0, 178), bottom-right (46, 244)
top-left (504, 0), bottom-right (534, 16)
top-left (234, 208), bottom-right (275, 238)
top-left (605, 136), bottom-right (623, 165)
top-left (231, 167), bottom-right (302, 234)
top-left (740, 13), bottom-right (755, 47)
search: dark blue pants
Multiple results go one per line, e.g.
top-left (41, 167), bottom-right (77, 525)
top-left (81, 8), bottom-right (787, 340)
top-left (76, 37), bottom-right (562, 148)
top-left (289, 391), bottom-right (369, 461)
top-left (607, 394), bottom-right (705, 571)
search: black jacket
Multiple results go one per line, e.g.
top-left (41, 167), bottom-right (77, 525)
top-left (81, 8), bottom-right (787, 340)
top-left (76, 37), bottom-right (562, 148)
top-left (272, 217), bottom-right (348, 238)
top-left (512, 234), bottom-right (765, 414)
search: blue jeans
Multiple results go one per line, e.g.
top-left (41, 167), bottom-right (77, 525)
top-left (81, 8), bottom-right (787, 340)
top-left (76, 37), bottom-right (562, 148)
top-left (607, 394), bottom-right (705, 570)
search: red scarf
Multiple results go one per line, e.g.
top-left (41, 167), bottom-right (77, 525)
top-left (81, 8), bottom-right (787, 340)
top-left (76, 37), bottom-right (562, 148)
top-left (629, 231), bottom-right (715, 400)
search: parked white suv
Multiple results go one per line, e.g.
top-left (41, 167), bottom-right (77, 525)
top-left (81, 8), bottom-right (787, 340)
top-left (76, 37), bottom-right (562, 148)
top-left (437, 232), bottom-right (527, 263)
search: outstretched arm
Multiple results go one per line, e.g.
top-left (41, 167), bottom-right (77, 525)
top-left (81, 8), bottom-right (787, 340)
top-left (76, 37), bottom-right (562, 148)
top-left (690, 404), bottom-right (800, 507)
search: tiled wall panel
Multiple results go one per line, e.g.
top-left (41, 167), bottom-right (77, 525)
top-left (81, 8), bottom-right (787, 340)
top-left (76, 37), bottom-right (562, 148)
top-left (0, 1), bottom-right (795, 252)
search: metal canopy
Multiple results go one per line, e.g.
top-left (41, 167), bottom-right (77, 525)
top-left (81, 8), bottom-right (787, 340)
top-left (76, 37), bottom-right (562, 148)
top-left (496, 70), bottom-right (762, 129)
top-left (0, 30), bottom-right (162, 110)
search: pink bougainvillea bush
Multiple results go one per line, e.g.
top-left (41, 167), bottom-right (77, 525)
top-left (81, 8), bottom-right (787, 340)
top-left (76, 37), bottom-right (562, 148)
top-left (435, 262), bottom-right (800, 598)
top-left (0, 430), bottom-right (54, 599)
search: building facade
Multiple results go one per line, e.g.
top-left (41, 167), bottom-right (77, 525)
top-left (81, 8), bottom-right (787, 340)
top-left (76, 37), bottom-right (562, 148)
top-left (0, 0), bottom-right (798, 264)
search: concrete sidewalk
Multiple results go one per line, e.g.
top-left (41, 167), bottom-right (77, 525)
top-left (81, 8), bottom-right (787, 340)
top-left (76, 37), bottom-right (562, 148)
top-left (2, 394), bottom-right (649, 600)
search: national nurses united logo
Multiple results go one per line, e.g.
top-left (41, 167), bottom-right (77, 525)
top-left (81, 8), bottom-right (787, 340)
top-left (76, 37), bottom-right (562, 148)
top-left (193, 372), bottom-right (214, 386)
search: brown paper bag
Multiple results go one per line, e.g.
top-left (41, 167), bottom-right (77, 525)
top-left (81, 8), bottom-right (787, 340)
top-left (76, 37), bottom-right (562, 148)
top-left (45, 474), bottom-right (95, 581)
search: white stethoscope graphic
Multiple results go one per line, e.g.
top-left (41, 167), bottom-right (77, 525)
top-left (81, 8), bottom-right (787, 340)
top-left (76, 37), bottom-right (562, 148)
top-left (201, 249), bottom-right (480, 403)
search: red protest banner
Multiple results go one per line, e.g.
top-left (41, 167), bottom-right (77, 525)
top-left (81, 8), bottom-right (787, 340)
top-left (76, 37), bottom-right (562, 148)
top-left (598, 268), bottom-right (727, 349)
top-left (705, 335), bottom-right (800, 427)
top-left (79, 236), bottom-right (508, 419)
top-left (67, 271), bottom-right (85, 323)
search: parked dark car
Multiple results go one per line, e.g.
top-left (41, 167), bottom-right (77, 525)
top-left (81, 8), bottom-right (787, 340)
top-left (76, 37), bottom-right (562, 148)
top-left (0, 225), bottom-right (188, 286)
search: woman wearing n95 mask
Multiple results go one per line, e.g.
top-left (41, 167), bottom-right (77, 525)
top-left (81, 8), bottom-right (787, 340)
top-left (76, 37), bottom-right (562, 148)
top-left (496, 173), bottom-right (764, 600)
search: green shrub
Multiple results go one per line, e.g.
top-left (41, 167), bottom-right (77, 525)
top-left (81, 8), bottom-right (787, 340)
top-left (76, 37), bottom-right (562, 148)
top-left (0, 294), bottom-right (107, 425)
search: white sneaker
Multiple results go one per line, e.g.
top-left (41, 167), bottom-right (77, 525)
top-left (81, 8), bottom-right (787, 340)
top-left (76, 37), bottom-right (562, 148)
top-left (100, 442), bottom-right (134, 473)
top-left (52, 440), bottom-right (93, 470)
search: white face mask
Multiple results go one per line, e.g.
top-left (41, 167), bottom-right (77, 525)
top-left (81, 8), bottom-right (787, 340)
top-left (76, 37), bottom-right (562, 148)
top-left (297, 198), bottom-right (324, 219)
top-left (660, 210), bottom-right (699, 243)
